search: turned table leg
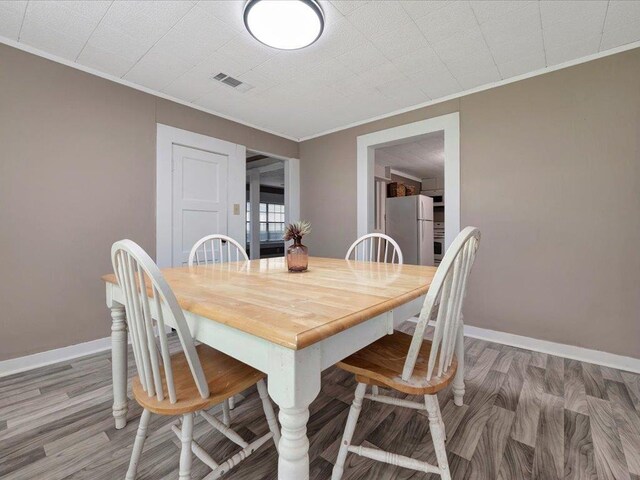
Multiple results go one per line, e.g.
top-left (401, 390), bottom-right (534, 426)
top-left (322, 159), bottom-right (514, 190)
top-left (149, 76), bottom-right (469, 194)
top-left (268, 345), bottom-right (321, 480)
top-left (111, 303), bottom-right (128, 429)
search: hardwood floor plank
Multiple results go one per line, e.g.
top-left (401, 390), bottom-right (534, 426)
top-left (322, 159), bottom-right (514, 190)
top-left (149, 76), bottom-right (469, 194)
top-left (497, 438), bottom-right (534, 480)
top-left (582, 363), bottom-right (608, 400)
top-left (600, 365), bottom-right (625, 382)
top-left (544, 355), bottom-right (564, 397)
top-left (621, 371), bottom-right (640, 412)
top-left (511, 366), bottom-right (545, 447)
top-left (2, 336), bottom-right (639, 480)
top-left (448, 371), bottom-right (506, 460)
top-left (464, 406), bottom-right (514, 479)
top-left (495, 351), bottom-right (530, 412)
top-left (587, 396), bottom-right (631, 480)
top-left (564, 358), bottom-right (588, 415)
top-left (532, 393), bottom-right (564, 480)
top-left (492, 348), bottom-right (515, 374)
top-left (529, 351), bottom-right (547, 369)
top-left (608, 392), bottom-right (640, 476)
top-left (564, 410), bottom-right (597, 480)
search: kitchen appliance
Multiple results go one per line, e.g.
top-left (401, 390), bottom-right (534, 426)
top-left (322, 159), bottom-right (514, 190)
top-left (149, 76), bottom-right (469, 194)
top-left (385, 195), bottom-right (434, 266)
top-left (433, 222), bottom-right (445, 266)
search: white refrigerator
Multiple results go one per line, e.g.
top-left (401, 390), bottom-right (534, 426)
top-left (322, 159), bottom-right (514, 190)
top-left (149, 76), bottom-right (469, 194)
top-left (385, 195), bottom-right (434, 266)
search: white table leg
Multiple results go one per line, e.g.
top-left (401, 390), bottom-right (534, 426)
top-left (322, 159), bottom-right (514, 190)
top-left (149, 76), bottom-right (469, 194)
top-left (268, 346), bottom-right (321, 480)
top-left (453, 322), bottom-right (465, 406)
top-left (110, 303), bottom-right (128, 429)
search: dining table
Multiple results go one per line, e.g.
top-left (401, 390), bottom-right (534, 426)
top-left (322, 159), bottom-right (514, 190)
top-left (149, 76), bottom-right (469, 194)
top-left (104, 256), bottom-right (442, 479)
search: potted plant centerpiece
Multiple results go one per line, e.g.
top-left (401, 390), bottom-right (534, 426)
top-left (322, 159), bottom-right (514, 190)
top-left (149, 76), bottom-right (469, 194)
top-left (283, 221), bottom-right (311, 272)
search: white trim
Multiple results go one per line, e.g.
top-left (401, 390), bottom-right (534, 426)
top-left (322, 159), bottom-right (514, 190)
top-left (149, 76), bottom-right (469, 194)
top-left (156, 124), bottom-right (246, 267)
top-left (389, 169), bottom-right (422, 183)
top-left (406, 318), bottom-right (640, 374)
top-left (2, 35), bottom-right (639, 143)
top-left (0, 36), bottom-right (298, 142)
top-left (357, 113), bottom-right (460, 249)
top-left (0, 336), bottom-right (112, 378)
top-left (300, 41), bottom-right (640, 141)
top-left (246, 148), bottom-right (301, 227)
top-left (5, 312), bottom-right (637, 379)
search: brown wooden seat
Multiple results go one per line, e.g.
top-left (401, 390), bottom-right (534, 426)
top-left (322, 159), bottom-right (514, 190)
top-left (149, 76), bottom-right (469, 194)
top-left (336, 330), bottom-right (457, 396)
top-left (133, 344), bottom-right (265, 415)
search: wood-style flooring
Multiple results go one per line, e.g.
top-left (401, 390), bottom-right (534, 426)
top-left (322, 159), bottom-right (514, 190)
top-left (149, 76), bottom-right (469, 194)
top-left (1, 321), bottom-right (639, 479)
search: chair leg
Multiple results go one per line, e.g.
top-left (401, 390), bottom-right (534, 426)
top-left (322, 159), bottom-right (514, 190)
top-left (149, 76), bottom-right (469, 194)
top-left (222, 399), bottom-right (231, 427)
top-left (453, 322), bottom-right (465, 406)
top-left (371, 385), bottom-right (379, 396)
top-left (178, 413), bottom-right (193, 480)
top-left (332, 382), bottom-right (367, 480)
top-left (425, 395), bottom-right (451, 480)
top-left (125, 408), bottom-right (151, 480)
top-left (228, 396), bottom-right (236, 409)
top-left (257, 379), bottom-right (281, 451)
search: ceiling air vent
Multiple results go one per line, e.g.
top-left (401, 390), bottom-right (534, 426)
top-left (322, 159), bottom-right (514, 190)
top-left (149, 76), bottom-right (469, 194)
top-left (210, 72), bottom-right (253, 93)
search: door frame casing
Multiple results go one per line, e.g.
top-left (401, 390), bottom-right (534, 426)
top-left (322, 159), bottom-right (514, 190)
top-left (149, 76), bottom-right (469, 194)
top-left (156, 123), bottom-right (246, 267)
top-left (356, 112), bottom-right (460, 249)
top-left (245, 150), bottom-right (301, 258)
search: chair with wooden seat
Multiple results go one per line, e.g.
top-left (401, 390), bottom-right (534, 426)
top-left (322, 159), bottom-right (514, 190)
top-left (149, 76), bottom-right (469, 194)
top-left (332, 227), bottom-right (481, 480)
top-left (346, 232), bottom-right (403, 396)
top-left (112, 240), bottom-right (279, 480)
top-left (345, 233), bottom-right (403, 264)
top-left (188, 234), bottom-right (249, 414)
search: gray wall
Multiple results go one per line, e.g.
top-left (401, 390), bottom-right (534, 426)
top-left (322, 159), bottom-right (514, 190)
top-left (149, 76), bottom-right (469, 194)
top-left (300, 48), bottom-right (640, 359)
top-left (0, 44), bottom-right (298, 361)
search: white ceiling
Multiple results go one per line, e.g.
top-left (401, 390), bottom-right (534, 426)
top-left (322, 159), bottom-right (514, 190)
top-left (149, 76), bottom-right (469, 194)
top-left (1, 1), bottom-right (639, 140)
top-left (375, 131), bottom-right (444, 178)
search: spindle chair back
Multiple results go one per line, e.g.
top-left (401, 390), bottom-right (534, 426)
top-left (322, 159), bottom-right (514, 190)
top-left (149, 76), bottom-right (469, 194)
top-left (112, 240), bottom-right (280, 480)
top-left (112, 239), bottom-right (208, 404)
top-left (345, 233), bottom-right (403, 264)
top-left (332, 227), bottom-right (481, 480)
top-left (403, 226), bottom-right (481, 383)
top-left (188, 234), bottom-right (248, 266)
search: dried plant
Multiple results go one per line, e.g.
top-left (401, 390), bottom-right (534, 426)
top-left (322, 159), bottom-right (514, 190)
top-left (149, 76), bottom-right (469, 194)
top-left (283, 221), bottom-right (311, 242)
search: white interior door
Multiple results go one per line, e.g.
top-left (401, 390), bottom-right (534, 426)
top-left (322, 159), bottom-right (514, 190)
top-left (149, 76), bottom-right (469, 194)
top-left (171, 145), bottom-right (228, 266)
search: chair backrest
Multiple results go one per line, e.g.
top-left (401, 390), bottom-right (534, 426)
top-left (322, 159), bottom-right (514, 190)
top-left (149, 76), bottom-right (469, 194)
top-left (112, 239), bottom-right (209, 403)
top-left (345, 233), bottom-right (403, 264)
top-left (188, 234), bottom-right (249, 266)
top-left (402, 227), bottom-right (481, 382)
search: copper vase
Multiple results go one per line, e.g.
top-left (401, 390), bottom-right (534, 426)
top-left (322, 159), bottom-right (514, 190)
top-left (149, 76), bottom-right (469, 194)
top-left (287, 238), bottom-right (308, 272)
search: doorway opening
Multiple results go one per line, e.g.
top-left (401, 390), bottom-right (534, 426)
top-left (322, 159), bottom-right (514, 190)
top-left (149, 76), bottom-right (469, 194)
top-left (246, 150), bottom-right (300, 260)
top-left (357, 112), bottom-right (460, 258)
top-left (374, 131), bottom-right (445, 266)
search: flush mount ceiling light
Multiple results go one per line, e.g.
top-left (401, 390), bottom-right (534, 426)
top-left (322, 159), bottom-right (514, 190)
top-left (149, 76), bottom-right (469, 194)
top-left (244, 0), bottom-right (324, 50)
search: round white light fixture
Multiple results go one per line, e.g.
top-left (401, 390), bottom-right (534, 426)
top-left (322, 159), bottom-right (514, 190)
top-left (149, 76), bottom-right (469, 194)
top-left (244, 0), bottom-right (324, 50)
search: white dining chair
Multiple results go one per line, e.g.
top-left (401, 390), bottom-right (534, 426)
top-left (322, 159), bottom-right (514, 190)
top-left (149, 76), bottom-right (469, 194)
top-left (346, 232), bottom-right (403, 397)
top-left (332, 227), bottom-right (481, 480)
top-left (189, 234), bottom-right (249, 414)
top-left (188, 234), bottom-right (249, 266)
top-left (112, 240), bottom-right (279, 480)
top-left (345, 233), bottom-right (403, 264)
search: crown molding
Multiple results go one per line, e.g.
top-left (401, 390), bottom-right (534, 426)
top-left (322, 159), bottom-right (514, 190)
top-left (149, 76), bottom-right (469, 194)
top-left (2, 35), bottom-right (639, 143)
top-left (0, 36), bottom-right (299, 143)
top-left (298, 41), bottom-right (640, 141)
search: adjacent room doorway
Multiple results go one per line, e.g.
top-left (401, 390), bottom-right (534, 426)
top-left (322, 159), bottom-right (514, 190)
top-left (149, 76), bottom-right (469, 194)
top-left (356, 112), bottom-right (460, 250)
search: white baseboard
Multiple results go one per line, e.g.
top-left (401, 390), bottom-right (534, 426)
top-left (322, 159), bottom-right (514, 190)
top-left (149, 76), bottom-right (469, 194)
top-left (3, 320), bottom-right (639, 378)
top-left (0, 336), bottom-right (113, 378)
top-left (407, 318), bottom-right (640, 374)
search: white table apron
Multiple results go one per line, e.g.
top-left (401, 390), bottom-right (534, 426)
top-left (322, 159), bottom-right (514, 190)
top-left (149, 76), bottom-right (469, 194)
top-left (107, 282), bottom-right (428, 479)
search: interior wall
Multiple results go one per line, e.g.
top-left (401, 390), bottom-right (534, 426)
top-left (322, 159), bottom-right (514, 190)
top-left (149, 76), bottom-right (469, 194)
top-left (300, 48), bottom-right (640, 359)
top-left (0, 44), bottom-right (298, 361)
